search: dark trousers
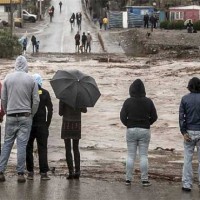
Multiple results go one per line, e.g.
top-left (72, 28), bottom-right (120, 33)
top-left (64, 139), bottom-right (80, 174)
top-left (26, 125), bottom-right (49, 173)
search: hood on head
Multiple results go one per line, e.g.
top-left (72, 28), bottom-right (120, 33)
top-left (187, 77), bottom-right (200, 93)
top-left (32, 73), bottom-right (43, 87)
top-left (15, 55), bottom-right (28, 72)
top-left (129, 79), bottom-right (146, 97)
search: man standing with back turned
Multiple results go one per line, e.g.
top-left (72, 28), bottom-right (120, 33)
top-left (179, 77), bottom-right (200, 192)
top-left (0, 55), bottom-right (40, 183)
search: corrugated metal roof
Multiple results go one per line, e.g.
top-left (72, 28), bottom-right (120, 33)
top-left (0, 0), bottom-right (22, 4)
top-left (170, 5), bottom-right (200, 10)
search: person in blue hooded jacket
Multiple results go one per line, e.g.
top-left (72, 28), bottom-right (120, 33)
top-left (179, 77), bottom-right (200, 192)
top-left (120, 79), bottom-right (157, 187)
top-left (26, 74), bottom-right (53, 181)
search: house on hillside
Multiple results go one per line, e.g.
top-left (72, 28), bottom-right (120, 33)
top-left (169, 5), bottom-right (200, 22)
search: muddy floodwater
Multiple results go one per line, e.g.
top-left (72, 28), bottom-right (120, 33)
top-left (0, 54), bottom-right (199, 182)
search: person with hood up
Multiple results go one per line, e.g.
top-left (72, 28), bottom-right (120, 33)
top-left (120, 79), bottom-right (157, 187)
top-left (26, 74), bottom-right (53, 181)
top-left (179, 77), bottom-right (200, 192)
top-left (0, 56), bottom-right (39, 183)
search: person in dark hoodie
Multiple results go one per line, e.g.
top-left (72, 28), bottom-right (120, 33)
top-left (26, 74), bottom-right (53, 181)
top-left (120, 79), bottom-right (157, 187)
top-left (179, 77), bottom-right (200, 192)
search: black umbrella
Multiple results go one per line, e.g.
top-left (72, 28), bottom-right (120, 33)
top-left (50, 70), bottom-right (101, 108)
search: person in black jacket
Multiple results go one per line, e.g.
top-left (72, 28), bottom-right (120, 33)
top-left (179, 77), bottom-right (200, 192)
top-left (26, 74), bottom-right (53, 180)
top-left (120, 79), bottom-right (157, 187)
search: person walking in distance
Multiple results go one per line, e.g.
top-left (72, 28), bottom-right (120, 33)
top-left (59, 101), bottom-right (87, 179)
top-left (81, 32), bottom-right (87, 52)
top-left (31, 35), bottom-right (37, 53)
top-left (74, 31), bottom-right (80, 53)
top-left (48, 7), bottom-right (53, 22)
top-left (143, 13), bottom-right (149, 28)
top-left (59, 1), bottom-right (62, 13)
top-left (103, 17), bottom-right (108, 30)
top-left (120, 79), bottom-right (157, 187)
top-left (0, 56), bottom-right (40, 183)
top-left (26, 74), bottom-right (53, 181)
top-left (86, 31), bottom-right (92, 53)
top-left (179, 77), bottom-right (200, 192)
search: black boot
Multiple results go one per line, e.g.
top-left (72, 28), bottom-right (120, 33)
top-left (74, 171), bottom-right (80, 179)
top-left (66, 172), bottom-right (74, 179)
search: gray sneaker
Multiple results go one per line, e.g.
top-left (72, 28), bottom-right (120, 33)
top-left (41, 173), bottom-right (50, 181)
top-left (27, 172), bottom-right (34, 180)
top-left (0, 172), bottom-right (5, 182)
top-left (18, 174), bottom-right (26, 183)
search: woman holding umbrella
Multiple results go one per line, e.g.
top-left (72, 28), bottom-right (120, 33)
top-left (50, 70), bottom-right (101, 179)
top-left (59, 101), bottom-right (87, 179)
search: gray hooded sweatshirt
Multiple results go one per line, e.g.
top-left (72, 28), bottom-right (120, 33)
top-left (1, 56), bottom-right (40, 116)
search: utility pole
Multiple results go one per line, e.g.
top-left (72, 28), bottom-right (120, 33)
top-left (10, 0), bottom-right (13, 37)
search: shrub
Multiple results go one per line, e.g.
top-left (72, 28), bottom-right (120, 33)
top-left (0, 30), bottom-right (22, 58)
top-left (160, 20), bottom-right (184, 30)
top-left (160, 20), bottom-right (169, 29)
top-left (193, 20), bottom-right (200, 30)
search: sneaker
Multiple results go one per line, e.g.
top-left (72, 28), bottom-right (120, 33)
top-left (125, 180), bottom-right (131, 186)
top-left (27, 172), bottom-right (34, 180)
top-left (18, 173), bottom-right (26, 183)
top-left (182, 187), bottom-right (191, 192)
top-left (41, 173), bottom-right (50, 181)
top-left (142, 181), bottom-right (151, 187)
top-left (0, 172), bottom-right (5, 182)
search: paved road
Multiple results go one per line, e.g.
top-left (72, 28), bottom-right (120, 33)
top-left (26, 0), bottom-right (102, 53)
top-left (0, 177), bottom-right (199, 200)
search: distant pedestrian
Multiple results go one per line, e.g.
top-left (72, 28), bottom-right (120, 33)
top-left (74, 31), bottom-right (80, 52)
top-left (99, 17), bottom-right (103, 29)
top-left (103, 17), bottom-right (108, 30)
top-left (86, 31), bottom-right (92, 53)
top-left (120, 79), bottom-right (157, 187)
top-left (59, 1), bottom-right (62, 13)
top-left (31, 35), bottom-right (37, 53)
top-left (48, 8), bottom-right (53, 22)
top-left (85, 0), bottom-right (88, 8)
top-left (51, 6), bottom-right (55, 16)
top-left (150, 14), bottom-right (155, 31)
top-left (89, 6), bottom-right (92, 16)
top-left (36, 41), bottom-right (40, 53)
top-left (81, 32), bottom-right (87, 52)
top-left (77, 13), bottom-right (82, 30)
top-left (26, 74), bottom-right (53, 181)
top-left (143, 13), bottom-right (149, 28)
top-left (0, 56), bottom-right (40, 183)
top-left (179, 77), bottom-right (200, 192)
top-left (59, 101), bottom-right (87, 179)
top-left (22, 37), bottom-right (28, 55)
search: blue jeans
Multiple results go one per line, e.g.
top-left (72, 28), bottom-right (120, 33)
top-left (182, 130), bottom-right (200, 189)
top-left (126, 128), bottom-right (150, 181)
top-left (0, 115), bottom-right (32, 173)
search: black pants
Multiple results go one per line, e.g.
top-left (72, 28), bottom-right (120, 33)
top-left (64, 139), bottom-right (80, 174)
top-left (26, 125), bottom-right (49, 173)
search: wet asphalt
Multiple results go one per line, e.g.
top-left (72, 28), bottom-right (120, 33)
top-left (0, 176), bottom-right (199, 200)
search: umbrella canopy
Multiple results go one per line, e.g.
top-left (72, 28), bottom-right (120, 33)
top-left (50, 70), bottom-right (101, 108)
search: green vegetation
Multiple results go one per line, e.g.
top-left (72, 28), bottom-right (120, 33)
top-left (0, 30), bottom-right (22, 58)
top-left (193, 20), bottom-right (200, 31)
top-left (160, 20), bottom-right (184, 30)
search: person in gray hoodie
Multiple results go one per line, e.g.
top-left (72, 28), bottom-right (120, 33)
top-left (0, 55), bottom-right (40, 183)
